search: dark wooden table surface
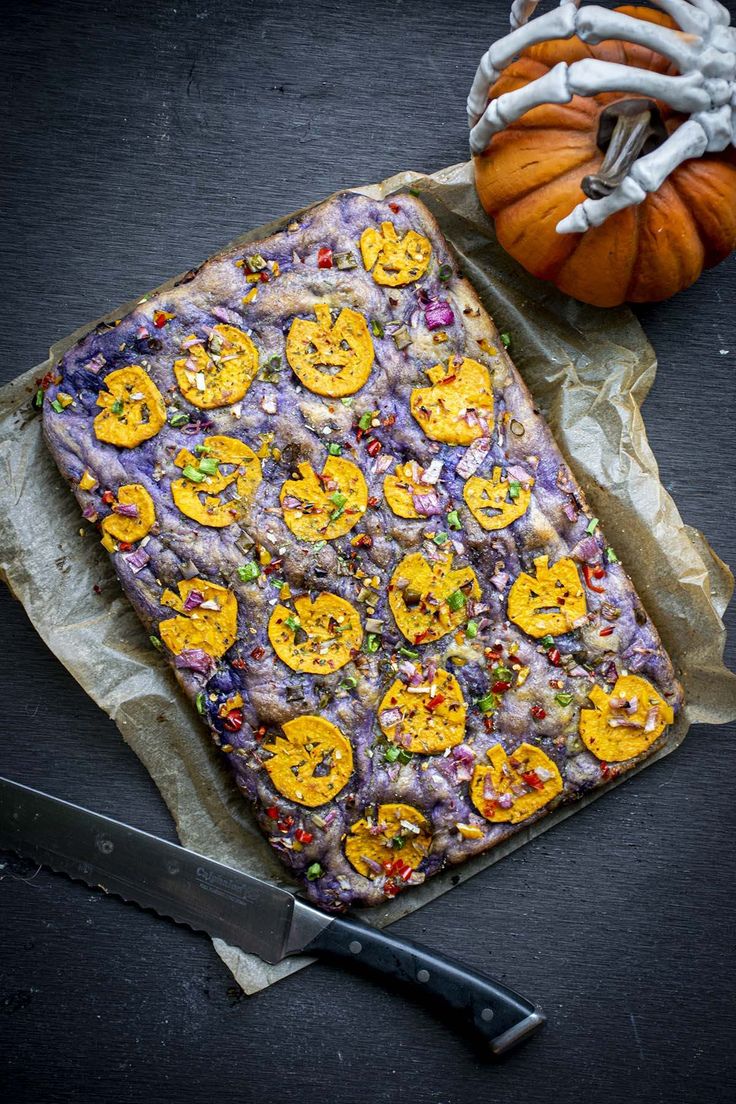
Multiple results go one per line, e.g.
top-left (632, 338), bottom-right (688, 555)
top-left (2, 2), bottom-right (735, 1101)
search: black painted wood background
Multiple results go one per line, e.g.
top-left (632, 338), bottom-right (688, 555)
top-left (2, 2), bottom-right (735, 1101)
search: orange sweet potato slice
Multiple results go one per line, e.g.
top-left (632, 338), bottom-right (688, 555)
top-left (388, 550), bottom-right (480, 645)
top-left (359, 221), bottom-right (431, 286)
top-left (93, 366), bottom-right (166, 448)
top-left (378, 668), bottom-right (466, 753)
top-left (507, 555), bottom-right (587, 638)
top-left (100, 483), bottom-right (155, 548)
top-left (159, 578), bottom-right (237, 659)
top-left (464, 465), bottom-right (533, 530)
top-left (286, 304), bottom-right (374, 397)
top-left (268, 592), bottom-right (363, 674)
top-left (410, 358), bottom-right (494, 445)
top-left (579, 675), bottom-right (674, 762)
top-left (263, 715), bottom-right (353, 807)
top-left (171, 435), bottom-right (262, 528)
top-left (470, 742), bottom-right (563, 824)
top-left (280, 456), bottom-right (368, 542)
top-left (344, 803), bottom-right (431, 877)
top-left (174, 324), bottom-right (259, 409)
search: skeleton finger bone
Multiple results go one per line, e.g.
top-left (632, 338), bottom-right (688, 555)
top-left (470, 59), bottom-right (711, 153)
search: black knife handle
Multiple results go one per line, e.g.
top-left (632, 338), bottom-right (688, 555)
top-left (304, 913), bottom-right (544, 1056)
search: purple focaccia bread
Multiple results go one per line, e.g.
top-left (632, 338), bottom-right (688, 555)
top-left (43, 191), bottom-right (683, 910)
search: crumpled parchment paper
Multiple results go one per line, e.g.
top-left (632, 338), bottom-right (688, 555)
top-left (1, 161), bottom-right (734, 994)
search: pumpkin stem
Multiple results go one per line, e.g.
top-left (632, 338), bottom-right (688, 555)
top-left (583, 98), bottom-right (667, 201)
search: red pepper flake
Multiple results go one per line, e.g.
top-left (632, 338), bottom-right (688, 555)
top-left (255, 726), bottom-right (267, 740)
top-left (531, 705), bottom-right (547, 721)
top-left (353, 533), bottom-right (373, 548)
top-left (118, 541), bottom-right (133, 553)
top-left (259, 270), bottom-right (270, 283)
top-left (486, 646), bottom-right (503, 662)
top-left (250, 645), bottom-right (265, 660)
top-left (600, 761), bottom-right (611, 779)
top-left (101, 490), bottom-right (115, 505)
top-left (294, 828), bottom-right (314, 845)
top-left (40, 370), bottom-right (62, 391)
top-left (264, 558), bottom-right (283, 576)
top-left (599, 626), bottom-right (614, 637)
top-left (277, 816), bottom-right (295, 833)
top-left (583, 563), bottom-right (606, 593)
top-left (367, 496), bottom-right (379, 508)
top-left (231, 657), bottom-right (247, 669)
top-left (266, 806), bottom-right (280, 820)
top-left (507, 654), bottom-right (522, 667)
top-left (153, 309), bottom-right (173, 328)
top-left (522, 770), bottom-right (544, 791)
top-left (547, 647), bottom-right (561, 666)
top-left (388, 201), bottom-right (401, 214)
top-left (366, 438), bottom-right (382, 458)
top-left (317, 247), bottom-right (333, 268)
top-left (491, 680), bottom-right (511, 693)
top-left (482, 715), bottom-right (494, 733)
top-left (384, 879), bottom-right (401, 898)
top-left (93, 584), bottom-right (102, 595)
top-left (426, 693), bottom-right (445, 711)
top-left (382, 414), bottom-right (396, 428)
top-left (414, 628), bottom-right (432, 645)
top-left (438, 374), bottom-right (457, 386)
top-left (223, 708), bottom-right (243, 732)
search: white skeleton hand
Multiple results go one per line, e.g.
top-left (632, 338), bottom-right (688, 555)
top-left (468, 0), bottom-right (736, 233)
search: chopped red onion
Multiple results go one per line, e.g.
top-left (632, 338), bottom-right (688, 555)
top-left (386, 764), bottom-right (401, 783)
top-left (424, 300), bottom-right (455, 330)
top-left (568, 665), bottom-right (593, 680)
top-left (379, 708), bottom-right (402, 728)
top-left (451, 744), bottom-right (475, 765)
top-left (183, 589), bottom-right (205, 612)
top-left (199, 598), bottom-right (221, 611)
top-left (601, 661), bottom-right (618, 683)
top-left (397, 660), bottom-right (417, 682)
top-left (174, 648), bottom-right (215, 675)
top-left (563, 501), bottom-right (578, 522)
top-left (610, 695), bottom-right (638, 713)
top-left (483, 776), bottom-right (498, 800)
top-left (182, 334), bottom-right (203, 350)
top-left (490, 571), bottom-right (510, 591)
top-left (644, 706), bottom-right (660, 732)
top-left (322, 808), bottom-right (338, 827)
top-left (608, 717), bottom-right (645, 729)
top-left (412, 490), bottom-right (442, 517)
top-left (212, 305), bottom-right (240, 325)
top-left (408, 669), bottom-right (424, 688)
top-left (456, 436), bottom-right (491, 479)
top-left (421, 459), bottom-right (444, 485)
top-left (373, 452), bottom-right (395, 476)
top-left (506, 463), bottom-right (531, 486)
top-left (424, 660), bottom-right (438, 683)
top-left (281, 495), bottom-right (303, 509)
top-left (451, 540), bottom-right (465, 555)
top-left (361, 856), bottom-right (384, 875)
top-left (82, 504), bottom-right (98, 520)
top-left (112, 502), bottom-right (140, 518)
top-left (497, 793), bottom-right (514, 809)
top-left (572, 535), bottom-right (601, 564)
top-left (136, 326), bottom-right (150, 341)
top-left (181, 419), bottom-right (214, 435)
top-left (86, 352), bottom-right (107, 373)
top-left (123, 547), bottom-right (150, 574)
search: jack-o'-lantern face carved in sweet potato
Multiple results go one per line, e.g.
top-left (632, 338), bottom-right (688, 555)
top-left (464, 466), bottom-right (533, 530)
top-left (389, 551), bottom-right (480, 645)
top-left (359, 221), bottom-right (432, 286)
top-left (280, 456), bottom-right (368, 542)
top-left (100, 483), bottom-right (156, 550)
top-left (94, 366), bottom-right (166, 448)
top-left (410, 358), bottom-right (494, 446)
top-left (286, 304), bottom-right (374, 397)
top-left (159, 578), bottom-right (238, 660)
top-left (268, 593), bottom-right (363, 674)
top-left (171, 435), bottom-right (262, 528)
top-left (378, 668), bottom-right (466, 754)
top-left (174, 324), bottom-right (259, 409)
top-left (344, 803), bottom-right (430, 878)
top-left (470, 743), bottom-right (563, 824)
top-left (507, 554), bottom-right (586, 638)
top-left (263, 715), bottom-right (353, 807)
top-left (579, 675), bottom-right (674, 762)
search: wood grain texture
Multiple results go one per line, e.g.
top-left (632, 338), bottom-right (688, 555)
top-left (1, 1), bottom-right (734, 1101)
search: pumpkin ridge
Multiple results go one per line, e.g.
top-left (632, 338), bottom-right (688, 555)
top-left (669, 159), bottom-right (736, 267)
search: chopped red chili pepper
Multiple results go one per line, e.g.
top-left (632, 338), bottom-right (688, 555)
top-left (531, 705), bottom-right (547, 720)
top-left (277, 816), bottom-right (295, 833)
top-left (522, 770), bottom-right (544, 791)
top-left (507, 654), bottom-right (522, 667)
top-left (118, 541), bottom-right (133, 553)
top-left (382, 414), bottom-right (396, 428)
top-left (264, 558), bottom-right (283, 576)
top-left (414, 628), bottom-right (432, 645)
top-left (317, 247), bottom-right (333, 268)
top-left (383, 879), bottom-right (401, 898)
top-left (266, 806), bottom-right (280, 820)
top-left (294, 828), bottom-right (314, 845)
top-left (222, 709), bottom-right (243, 732)
top-left (547, 647), bottom-right (561, 666)
top-left (153, 309), bottom-right (171, 328)
top-left (250, 645), bottom-right (265, 660)
top-left (426, 693), bottom-right (445, 711)
top-left (353, 533), bottom-right (373, 548)
top-left (259, 270), bottom-right (270, 283)
top-left (367, 496), bottom-right (379, 508)
top-left (40, 370), bottom-right (62, 390)
top-left (366, 438), bottom-right (382, 457)
top-left (255, 726), bottom-right (267, 740)
top-left (583, 563), bottom-right (606, 593)
top-left (388, 201), bottom-right (401, 214)
top-left (483, 715), bottom-right (495, 733)
top-left (599, 626), bottom-right (614, 637)
top-left (491, 680), bottom-right (511, 694)
top-left (101, 490), bottom-right (115, 505)
top-left (231, 657), bottom-right (247, 669)
top-left (600, 761), bottom-right (611, 779)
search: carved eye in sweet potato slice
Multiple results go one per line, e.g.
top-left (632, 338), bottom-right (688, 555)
top-left (378, 668), bottom-right (466, 754)
top-left (383, 461), bottom-right (439, 519)
top-left (280, 456), bottom-right (368, 542)
top-left (464, 465), bottom-right (533, 531)
top-left (286, 304), bottom-right (374, 397)
top-left (359, 220), bottom-right (432, 287)
top-left (507, 554), bottom-right (586, 638)
top-left (100, 483), bottom-right (155, 549)
top-left (410, 358), bottom-right (494, 445)
top-left (579, 675), bottom-right (674, 763)
top-left (171, 434), bottom-right (262, 528)
top-left (268, 592), bottom-right (363, 674)
top-left (344, 803), bottom-right (431, 878)
top-left (159, 578), bottom-right (237, 659)
top-left (388, 550), bottom-right (480, 645)
top-left (174, 324), bottom-right (259, 409)
top-left (93, 366), bottom-right (166, 448)
top-left (263, 715), bottom-right (353, 807)
top-left (470, 742), bottom-right (563, 825)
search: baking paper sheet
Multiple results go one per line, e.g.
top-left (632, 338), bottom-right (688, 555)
top-left (1, 161), bottom-right (734, 994)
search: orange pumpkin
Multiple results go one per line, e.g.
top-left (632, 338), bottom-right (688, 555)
top-left (473, 6), bottom-right (736, 307)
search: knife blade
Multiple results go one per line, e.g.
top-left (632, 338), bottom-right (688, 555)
top-left (0, 775), bottom-right (544, 1055)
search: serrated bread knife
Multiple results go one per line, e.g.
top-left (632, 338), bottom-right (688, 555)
top-left (0, 775), bottom-right (544, 1055)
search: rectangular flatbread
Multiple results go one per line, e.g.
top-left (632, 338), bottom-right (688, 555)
top-left (42, 192), bottom-right (683, 910)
